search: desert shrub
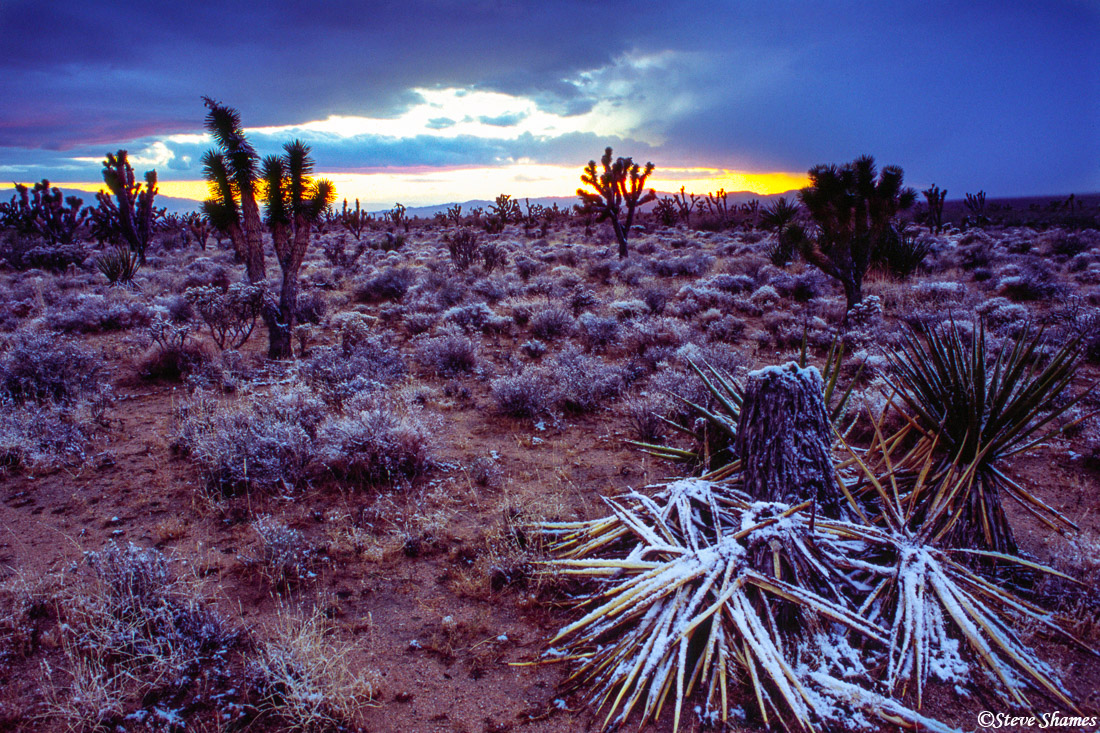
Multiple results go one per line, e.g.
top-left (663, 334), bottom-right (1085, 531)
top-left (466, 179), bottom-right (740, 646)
top-left (0, 232), bottom-right (87, 272)
top-left (568, 287), bottom-right (599, 316)
top-left (446, 228), bottom-right (480, 271)
top-left (545, 346), bottom-right (627, 413)
top-left (354, 266), bottom-right (416, 302)
top-left (577, 313), bottom-right (620, 351)
top-left (650, 252), bottom-right (713, 278)
top-left (0, 331), bottom-right (104, 406)
top-left (529, 305), bottom-right (574, 339)
top-left (179, 256), bottom-right (232, 291)
top-left (169, 387), bottom-right (322, 495)
top-left (415, 327), bottom-right (479, 376)
top-left (301, 338), bottom-right (406, 405)
top-left (295, 288), bottom-right (327, 325)
top-left (185, 282), bottom-right (265, 349)
top-left (609, 298), bottom-right (650, 320)
top-left (0, 397), bottom-right (93, 471)
top-left (37, 542), bottom-right (237, 730)
top-left (1041, 229), bottom-right (1089, 258)
top-left (706, 273), bottom-right (755, 293)
top-left (520, 338), bottom-right (547, 359)
top-left (748, 284), bottom-right (781, 308)
top-left (321, 235), bottom-right (366, 269)
top-left (44, 292), bottom-right (153, 333)
top-left (996, 261), bottom-right (1064, 301)
top-left (513, 254), bottom-right (540, 280)
top-left (490, 371), bottom-right (551, 418)
top-left (249, 608), bottom-right (378, 730)
top-left (139, 316), bottom-right (209, 382)
top-left (706, 314), bottom-right (747, 343)
top-left (621, 316), bottom-right (689, 357)
top-left (319, 394), bottom-right (433, 487)
top-left (248, 516), bottom-right (315, 588)
top-left (442, 302), bottom-right (495, 332)
top-left (624, 394), bottom-right (666, 443)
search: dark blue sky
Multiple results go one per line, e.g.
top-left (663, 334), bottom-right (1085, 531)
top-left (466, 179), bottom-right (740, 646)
top-left (1, 0), bottom-right (1097, 203)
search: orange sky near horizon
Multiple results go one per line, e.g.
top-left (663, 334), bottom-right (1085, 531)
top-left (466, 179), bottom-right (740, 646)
top-left (41, 165), bottom-right (808, 209)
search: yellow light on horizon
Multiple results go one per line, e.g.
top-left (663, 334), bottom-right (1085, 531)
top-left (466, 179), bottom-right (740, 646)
top-left (37, 166), bottom-right (808, 208)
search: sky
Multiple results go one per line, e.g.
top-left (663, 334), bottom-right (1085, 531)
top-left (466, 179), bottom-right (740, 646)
top-left (1, 1), bottom-right (1097, 209)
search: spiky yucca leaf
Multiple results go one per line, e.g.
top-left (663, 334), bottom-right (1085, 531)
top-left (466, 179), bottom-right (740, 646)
top-left (95, 245), bottom-right (140, 286)
top-left (539, 480), bottom-right (887, 732)
top-left (882, 320), bottom-right (1086, 551)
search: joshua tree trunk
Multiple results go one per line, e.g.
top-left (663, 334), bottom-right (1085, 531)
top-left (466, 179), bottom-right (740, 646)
top-left (735, 362), bottom-right (842, 518)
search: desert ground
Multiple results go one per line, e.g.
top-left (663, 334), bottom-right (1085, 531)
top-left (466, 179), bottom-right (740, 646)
top-left (1, 198), bottom-right (1099, 732)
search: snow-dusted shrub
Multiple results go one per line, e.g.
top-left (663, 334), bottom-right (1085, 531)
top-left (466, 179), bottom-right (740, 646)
top-left (528, 305), bottom-right (574, 340)
top-left (169, 388), bottom-right (322, 495)
top-left (414, 327), bottom-right (479, 377)
top-left (353, 265), bottom-right (416, 302)
top-left (442, 301), bottom-right (495, 332)
top-left (44, 292), bottom-right (153, 333)
top-left (0, 330), bottom-right (105, 406)
top-left (301, 338), bottom-right (406, 405)
top-left (996, 260), bottom-right (1064, 301)
top-left (541, 346), bottom-right (627, 413)
top-left (650, 252), bottom-right (713, 278)
top-left (706, 273), bottom-right (755, 293)
top-left (609, 298), bottom-right (649, 320)
top-left (490, 371), bottom-right (551, 418)
top-left (706, 313), bottom-right (747, 343)
top-left (621, 316), bottom-right (689, 357)
top-left (319, 394), bottom-right (433, 487)
top-left (577, 313), bottom-right (619, 352)
top-left (749, 284), bottom-right (781, 308)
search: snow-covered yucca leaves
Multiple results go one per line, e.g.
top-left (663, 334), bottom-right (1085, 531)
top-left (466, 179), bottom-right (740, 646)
top-left (539, 479), bottom-right (885, 732)
top-left (834, 427), bottom-right (1094, 714)
top-left (884, 320), bottom-right (1086, 551)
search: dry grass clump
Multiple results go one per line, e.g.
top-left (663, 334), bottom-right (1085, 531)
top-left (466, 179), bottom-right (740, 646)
top-left (35, 542), bottom-right (240, 730)
top-left (250, 606), bottom-right (380, 730)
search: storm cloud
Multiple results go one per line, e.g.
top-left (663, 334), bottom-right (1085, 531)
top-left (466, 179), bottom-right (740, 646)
top-left (1, 0), bottom-right (1096, 197)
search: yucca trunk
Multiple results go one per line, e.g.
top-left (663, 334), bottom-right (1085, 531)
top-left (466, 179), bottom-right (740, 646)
top-left (269, 220), bottom-right (310, 359)
top-left (241, 196), bottom-right (266, 284)
top-left (736, 362), bottom-right (842, 517)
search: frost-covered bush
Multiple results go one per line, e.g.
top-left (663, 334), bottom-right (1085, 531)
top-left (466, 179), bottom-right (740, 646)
top-left (491, 346), bottom-right (626, 416)
top-left (354, 266), bottom-right (416, 302)
top-left (528, 305), bottom-right (574, 340)
top-left (249, 516), bottom-right (314, 587)
top-left (706, 314), bottom-right (747, 343)
top-left (577, 313), bottom-right (620, 351)
top-left (609, 298), bottom-right (650, 320)
top-left (414, 327), bottom-right (479, 377)
top-left (749, 284), bottom-right (781, 309)
top-left (542, 346), bottom-right (626, 413)
top-left (442, 302), bottom-right (495, 333)
top-left (995, 261), bottom-right (1064, 301)
top-left (319, 394), bottom-right (433, 486)
top-left (650, 252), bottom-right (713, 278)
top-left (169, 388), bottom-right (323, 495)
top-left (0, 330), bottom-right (105, 406)
top-left (301, 338), bottom-right (406, 405)
top-left (44, 292), bottom-right (153, 333)
top-left (490, 371), bottom-right (551, 418)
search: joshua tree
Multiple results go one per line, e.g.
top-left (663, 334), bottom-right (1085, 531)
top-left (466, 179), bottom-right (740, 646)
top-left (921, 184), bottom-right (947, 233)
top-left (200, 97), bottom-right (265, 283)
top-left (6, 180), bottom-right (89, 245)
top-left (789, 155), bottom-right (915, 312)
top-left (97, 151), bottom-right (162, 264)
top-left (578, 147), bottom-right (656, 258)
top-left (261, 140), bottom-right (336, 358)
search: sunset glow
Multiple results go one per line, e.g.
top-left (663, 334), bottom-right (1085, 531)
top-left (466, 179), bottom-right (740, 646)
top-left (43, 165), bottom-right (807, 211)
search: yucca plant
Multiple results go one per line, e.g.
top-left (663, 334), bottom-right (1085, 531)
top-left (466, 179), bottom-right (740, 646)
top-left (882, 319), bottom-right (1087, 552)
top-left (831, 423), bottom-right (1093, 712)
top-left (538, 480), bottom-right (889, 732)
top-left (95, 245), bottom-right (141, 287)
